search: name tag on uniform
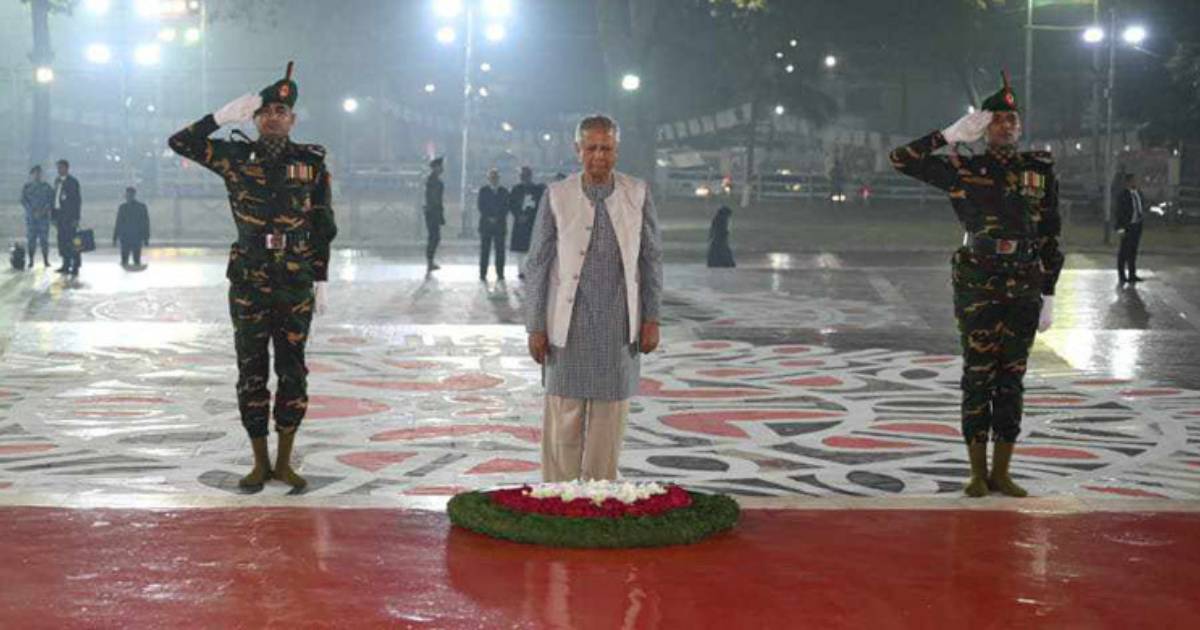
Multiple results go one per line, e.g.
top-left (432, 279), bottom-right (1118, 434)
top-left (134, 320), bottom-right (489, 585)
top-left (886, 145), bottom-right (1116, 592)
top-left (1020, 171), bottom-right (1046, 199)
top-left (287, 163), bottom-right (315, 182)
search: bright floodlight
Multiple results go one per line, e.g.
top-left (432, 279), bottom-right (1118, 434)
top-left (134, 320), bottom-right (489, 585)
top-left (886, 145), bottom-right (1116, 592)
top-left (824, 54), bottom-right (838, 68)
top-left (134, 0), bottom-right (160, 18)
top-left (501, 121), bottom-right (514, 132)
top-left (1083, 26), bottom-right (1105, 44)
top-left (1122, 25), bottom-right (1147, 45)
top-left (134, 43), bottom-right (162, 67)
top-left (343, 97), bottom-right (359, 113)
top-left (482, 0), bottom-right (512, 18)
top-left (158, 28), bottom-right (178, 43)
top-left (184, 27), bottom-right (201, 44)
top-left (478, 86), bottom-right (490, 97)
top-left (774, 51), bottom-right (784, 59)
top-left (480, 62), bottom-right (492, 73)
top-left (773, 104), bottom-right (785, 116)
top-left (84, 0), bottom-right (111, 15)
top-left (785, 64), bottom-right (795, 74)
top-left (542, 133), bottom-right (552, 142)
top-left (789, 39), bottom-right (798, 47)
top-left (436, 26), bottom-right (457, 44)
top-left (35, 66), bottom-right (54, 84)
top-left (621, 73), bottom-right (641, 91)
top-left (433, 0), bottom-right (463, 18)
top-left (424, 83), bottom-right (436, 93)
top-left (85, 43), bottom-right (113, 64)
top-left (484, 23), bottom-right (506, 42)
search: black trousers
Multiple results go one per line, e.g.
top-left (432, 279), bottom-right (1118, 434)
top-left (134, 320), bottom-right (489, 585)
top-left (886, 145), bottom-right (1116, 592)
top-left (1117, 223), bottom-right (1143, 281)
top-left (120, 241), bottom-right (143, 266)
top-left (56, 221), bottom-right (81, 273)
top-left (479, 230), bottom-right (506, 279)
top-left (425, 214), bottom-right (442, 263)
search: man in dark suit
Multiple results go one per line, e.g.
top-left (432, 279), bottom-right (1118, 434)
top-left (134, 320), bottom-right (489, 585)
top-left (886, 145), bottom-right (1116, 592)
top-left (477, 168), bottom-right (509, 281)
top-left (52, 159), bottom-right (82, 276)
top-left (1116, 173), bottom-right (1147, 285)
top-left (424, 157), bottom-right (445, 273)
top-left (507, 166), bottom-right (545, 279)
top-left (114, 186), bottom-right (151, 268)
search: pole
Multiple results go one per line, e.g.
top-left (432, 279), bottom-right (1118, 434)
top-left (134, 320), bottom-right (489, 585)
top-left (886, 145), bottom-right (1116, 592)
top-left (1024, 0), bottom-right (1034, 143)
top-left (457, 4), bottom-right (475, 238)
top-left (1102, 7), bottom-right (1117, 245)
top-left (200, 0), bottom-right (209, 112)
top-left (1090, 1), bottom-right (1102, 223)
top-left (29, 0), bottom-right (52, 166)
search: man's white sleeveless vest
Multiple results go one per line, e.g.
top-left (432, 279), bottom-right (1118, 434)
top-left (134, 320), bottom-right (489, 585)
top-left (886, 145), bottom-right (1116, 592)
top-left (544, 171), bottom-right (646, 348)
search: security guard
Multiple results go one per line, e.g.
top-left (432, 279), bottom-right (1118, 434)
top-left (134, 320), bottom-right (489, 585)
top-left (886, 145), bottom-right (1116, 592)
top-left (169, 62), bottom-right (337, 491)
top-left (889, 72), bottom-right (1063, 498)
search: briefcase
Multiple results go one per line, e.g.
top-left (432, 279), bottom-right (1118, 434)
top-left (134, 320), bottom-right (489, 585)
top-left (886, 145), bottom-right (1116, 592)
top-left (74, 228), bottom-right (96, 253)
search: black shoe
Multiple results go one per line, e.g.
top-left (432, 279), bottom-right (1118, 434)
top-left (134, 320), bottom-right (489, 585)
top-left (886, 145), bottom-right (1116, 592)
top-left (1129, 275), bottom-right (1145, 282)
top-left (55, 267), bottom-right (68, 274)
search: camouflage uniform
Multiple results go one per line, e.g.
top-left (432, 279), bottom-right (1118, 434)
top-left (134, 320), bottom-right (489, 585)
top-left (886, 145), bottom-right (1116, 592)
top-left (890, 108), bottom-right (1063, 446)
top-left (168, 73), bottom-right (337, 439)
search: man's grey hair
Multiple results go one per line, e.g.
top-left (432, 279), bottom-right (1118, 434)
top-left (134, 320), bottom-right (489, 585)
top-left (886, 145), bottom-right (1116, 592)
top-left (575, 114), bottom-right (620, 144)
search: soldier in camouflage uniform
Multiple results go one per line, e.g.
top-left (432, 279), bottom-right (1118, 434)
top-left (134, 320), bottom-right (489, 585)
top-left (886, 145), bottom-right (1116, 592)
top-left (168, 62), bottom-right (337, 491)
top-left (890, 73), bottom-right (1063, 498)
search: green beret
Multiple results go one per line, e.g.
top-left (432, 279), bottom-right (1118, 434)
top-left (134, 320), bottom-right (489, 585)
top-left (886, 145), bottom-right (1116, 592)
top-left (981, 70), bottom-right (1018, 113)
top-left (259, 61), bottom-right (298, 109)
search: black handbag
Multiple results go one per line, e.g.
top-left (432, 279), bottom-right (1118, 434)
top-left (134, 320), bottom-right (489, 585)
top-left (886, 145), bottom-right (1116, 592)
top-left (74, 228), bottom-right (96, 253)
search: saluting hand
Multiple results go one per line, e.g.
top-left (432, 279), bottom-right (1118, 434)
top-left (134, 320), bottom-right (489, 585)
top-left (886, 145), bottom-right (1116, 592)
top-left (942, 110), bottom-right (993, 145)
top-left (214, 92), bottom-right (263, 126)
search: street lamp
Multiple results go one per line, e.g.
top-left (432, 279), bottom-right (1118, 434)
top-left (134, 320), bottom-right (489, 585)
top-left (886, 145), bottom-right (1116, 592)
top-left (773, 104), bottom-right (785, 116)
top-left (621, 73), bottom-right (640, 92)
top-left (1082, 26), bottom-right (1104, 44)
top-left (134, 43), bottom-right (162, 67)
top-left (1085, 12), bottom-right (1149, 244)
top-left (434, 0), bottom-right (464, 18)
top-left (480, 62), bottom-right (492, 72)
top-left (85, 43), bottom-right (113, 64)
top-left (424, 83), bottom-right (437, 93)
top-left (484, 23), bottom-right (505, 42)
top-left (84, 0), bottom-right (111, 15)
top-left (184, 27), bottom-right (201, 45)
top-left (34, 66), bottom-right (54, 84)
top-left (1122, 25), bottom-right (1146, 45)
top-left (823, 54), bottom-right (838, 69)
top-left (784, 64), bottom-right (794, 74)
top-left (477, 86), bottom-right (489, 97)
top-left (342, 97), bottom-right (359, 113)
top-left (482, 0), bottom-right (511, 18)
top-left (501, 121), bottom-right (513, 132)
top-left (436, 26), bottom-right (457, 44)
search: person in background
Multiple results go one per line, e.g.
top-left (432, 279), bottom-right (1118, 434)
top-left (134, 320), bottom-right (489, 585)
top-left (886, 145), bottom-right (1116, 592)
top-left (707, 205), bottom-right (735, 268)
top-left (20, 165), bottom-right (53, 268)
top-left (508, 166), bottom-right (546, 279)
top-left (52, 159), bottom-right (82, 276)
top-left (1115, 172), bottom-right (1147, 285)
top-left (477, 168), bottom-right (509, 282)
top-left (113, 186), bottom-right (151, 268)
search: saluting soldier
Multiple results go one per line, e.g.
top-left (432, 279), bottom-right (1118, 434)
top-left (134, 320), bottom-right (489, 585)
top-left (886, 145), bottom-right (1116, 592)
top-left (890, 72), bottom-right (1063, 498)
top-left (168, 62), bottom-right (337, 491)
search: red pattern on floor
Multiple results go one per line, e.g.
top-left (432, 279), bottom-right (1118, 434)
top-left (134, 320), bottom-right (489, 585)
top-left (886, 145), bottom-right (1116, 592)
top-left (1, 507), bottom-right (1196, 628)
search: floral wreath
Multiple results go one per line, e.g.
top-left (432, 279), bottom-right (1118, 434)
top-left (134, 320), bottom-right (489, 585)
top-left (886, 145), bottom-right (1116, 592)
top-left (447, 480), bottom-right (740, 548)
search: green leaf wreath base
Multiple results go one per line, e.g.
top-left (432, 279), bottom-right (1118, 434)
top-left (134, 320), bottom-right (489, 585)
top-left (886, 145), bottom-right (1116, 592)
top-left (447, 489), bottom-right (740, 548)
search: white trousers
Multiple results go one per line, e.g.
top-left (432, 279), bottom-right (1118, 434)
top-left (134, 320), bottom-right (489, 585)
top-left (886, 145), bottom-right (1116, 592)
top-left (541, 394), bottom-right (629, 482)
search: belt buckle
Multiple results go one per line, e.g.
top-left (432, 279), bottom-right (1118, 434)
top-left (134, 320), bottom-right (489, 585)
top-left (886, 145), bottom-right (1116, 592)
top-left (995, 239), bottom-right (1017, 255)
top-left (265, 233), bottom-right (287, 250)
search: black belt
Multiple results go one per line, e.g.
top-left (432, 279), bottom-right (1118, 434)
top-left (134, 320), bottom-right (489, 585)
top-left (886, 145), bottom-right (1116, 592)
top-left (965, 234), bottom-right (1037, 259)
top-left (239, 230), bottom-right (310, 251)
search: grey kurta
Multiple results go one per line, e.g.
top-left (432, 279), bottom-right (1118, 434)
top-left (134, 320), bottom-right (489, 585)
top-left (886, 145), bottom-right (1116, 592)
top-left (523, 177), bottom-right (663, 401)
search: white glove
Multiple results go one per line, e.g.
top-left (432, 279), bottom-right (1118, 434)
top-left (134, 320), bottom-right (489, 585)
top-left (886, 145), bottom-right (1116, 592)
top-left (1116, 228), bottom-right (1126, 235)
top-left (314, 283), bottom-right (327, 316)
top-left (213, 92), bottom-right (262, 126)
top-left (941, 110), bottom-right (993, 145)
top-left (1038, 295), bottom-right (1054, 332)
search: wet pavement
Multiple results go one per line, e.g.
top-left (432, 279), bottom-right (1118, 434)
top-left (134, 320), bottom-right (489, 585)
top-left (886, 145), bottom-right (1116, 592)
top-left (3, 246), bottom-right (1200, 628)
top-left (2, 247), bottom-right (1199, 503)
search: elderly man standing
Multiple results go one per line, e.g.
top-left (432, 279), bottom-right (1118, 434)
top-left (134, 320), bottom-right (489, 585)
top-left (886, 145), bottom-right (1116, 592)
top-left (522, 114), bottom-right (663, 482)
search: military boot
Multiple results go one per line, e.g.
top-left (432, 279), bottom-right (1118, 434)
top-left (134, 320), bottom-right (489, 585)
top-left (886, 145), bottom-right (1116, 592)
top-left (238, 436), bottom-right (272, 490)
top-left (988, 441), bottom-right (1028, 497)
top-left (964, 442), bottom-right (990, 498)
top-left (273, 426), bottom-right (308, 491)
